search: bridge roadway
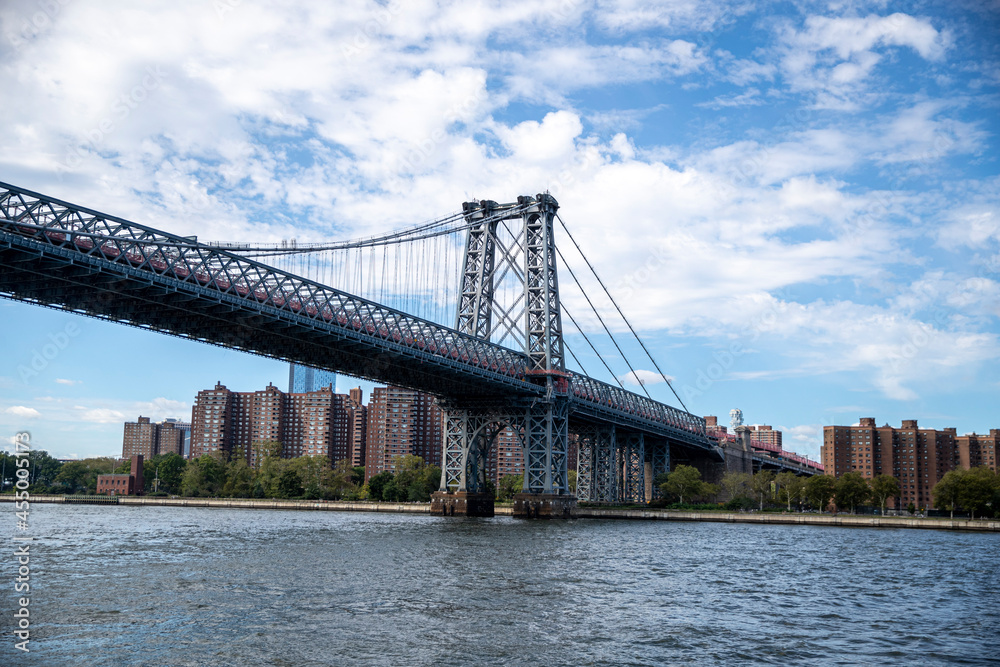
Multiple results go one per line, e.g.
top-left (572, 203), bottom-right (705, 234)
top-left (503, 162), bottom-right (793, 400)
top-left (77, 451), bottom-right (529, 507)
top-left (0, 182), bottom-right (716, 457)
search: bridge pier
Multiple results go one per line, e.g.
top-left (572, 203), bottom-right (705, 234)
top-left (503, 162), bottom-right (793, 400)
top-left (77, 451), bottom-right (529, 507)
top-left (431, 491), bottom-right (495, 517)
top-left (512, 493), bottom-right (576, 519)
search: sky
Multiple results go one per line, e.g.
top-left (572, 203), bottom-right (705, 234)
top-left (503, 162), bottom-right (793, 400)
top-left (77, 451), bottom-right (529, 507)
top-left (0, 0), bottom-right (997, 461)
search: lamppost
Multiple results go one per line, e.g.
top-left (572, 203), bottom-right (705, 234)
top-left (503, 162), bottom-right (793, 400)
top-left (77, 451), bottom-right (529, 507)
top-left (154, 465), bottom-right (160, 493)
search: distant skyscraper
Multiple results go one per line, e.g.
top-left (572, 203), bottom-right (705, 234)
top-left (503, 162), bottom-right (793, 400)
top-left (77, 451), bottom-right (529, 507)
top-left (288, 363), bottom-right (338, 394)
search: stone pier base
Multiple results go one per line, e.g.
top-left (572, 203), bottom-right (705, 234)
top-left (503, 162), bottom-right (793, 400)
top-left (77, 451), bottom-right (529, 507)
top-left (512, 493), bottom-right (577, 519)
top-left (430, 491), bottom-right (495, 517)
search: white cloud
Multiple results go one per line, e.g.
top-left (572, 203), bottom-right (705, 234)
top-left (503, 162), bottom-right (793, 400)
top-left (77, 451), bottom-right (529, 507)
top-left (55, 378), bottom-right (81, 385)
top-left (5, 406), bottom-right (41, 419)
top-left (79, 408), bottom-right (126, 424)
top-left (618, 369), bottom-right (673, 386)
top-left (776, 13), bottom-right (950, 107)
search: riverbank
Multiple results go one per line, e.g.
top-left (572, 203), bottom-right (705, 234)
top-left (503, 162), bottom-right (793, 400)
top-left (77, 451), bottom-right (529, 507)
top-left (5, 494), bottom-right (999, 531)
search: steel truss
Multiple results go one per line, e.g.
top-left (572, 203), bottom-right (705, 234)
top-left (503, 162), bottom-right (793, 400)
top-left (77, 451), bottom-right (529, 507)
top-left (621, 432), bottom-right (645, 503)
top-left (0, 182), bottom-right (720, 470)
top-left (648, 439), bottom-right (670, 500)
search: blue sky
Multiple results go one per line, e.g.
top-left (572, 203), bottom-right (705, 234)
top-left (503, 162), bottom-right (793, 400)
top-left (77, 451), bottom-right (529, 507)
top-left (1, 0), bottom-right (997, 461)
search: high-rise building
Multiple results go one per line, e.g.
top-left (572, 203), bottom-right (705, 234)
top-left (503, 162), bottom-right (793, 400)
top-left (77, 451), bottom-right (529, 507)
top-left (364, 386), bottom-right (442, 481)
top-left (189, 382), bottom-right (363, 466)
top-left (122, 417), bottom-right (191, 459)
top-left (749, 424), bottom-right (782, 452)
top-left (957, 430), bottom-right (998, 472)
top-left (347, 388), bottom-right (367, 467)
top-left (288, 363), bottom-right (338, 394)
top-left (821, 418), bottom-right (998, 510)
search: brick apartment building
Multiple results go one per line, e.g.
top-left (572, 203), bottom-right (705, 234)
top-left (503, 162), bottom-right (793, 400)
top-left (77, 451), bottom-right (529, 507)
top-left (822, 418), bottom-right (998, 509)
top-left (189, 382), bottom-right (366, 467)
top-left (122, 416), bottom-right (190, 458)
top-left (364, 386), bottom-right (442, 481)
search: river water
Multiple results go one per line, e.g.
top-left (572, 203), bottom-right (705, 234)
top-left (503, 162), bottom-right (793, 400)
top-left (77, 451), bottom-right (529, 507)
top-left (5, 505), bottom-right (998, 665)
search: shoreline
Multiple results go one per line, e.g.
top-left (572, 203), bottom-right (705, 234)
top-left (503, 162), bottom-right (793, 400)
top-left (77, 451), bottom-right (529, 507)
top-left (5, 494), bottom-right (999, 532)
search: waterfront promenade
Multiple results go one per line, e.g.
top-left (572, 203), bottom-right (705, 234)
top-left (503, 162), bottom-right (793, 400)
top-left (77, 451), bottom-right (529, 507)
top-left (6, 494), bottom-right (999, 532)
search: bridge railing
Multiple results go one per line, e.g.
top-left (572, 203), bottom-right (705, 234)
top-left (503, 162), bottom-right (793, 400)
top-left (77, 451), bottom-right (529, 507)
top-left (567, 372), bottom-right (707, 439)
top-left (0, 183), bottom-right (531, 384)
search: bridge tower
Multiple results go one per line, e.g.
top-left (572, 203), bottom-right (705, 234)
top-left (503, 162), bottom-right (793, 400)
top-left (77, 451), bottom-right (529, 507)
top-left (431, 194), bottom-right (574, 518)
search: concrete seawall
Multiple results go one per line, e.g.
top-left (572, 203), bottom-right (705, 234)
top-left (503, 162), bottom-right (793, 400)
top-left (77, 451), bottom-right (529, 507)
top-left (574, 507), bottom-right (1000, 532)
top-left (4, 496), bottom-right (997, 531)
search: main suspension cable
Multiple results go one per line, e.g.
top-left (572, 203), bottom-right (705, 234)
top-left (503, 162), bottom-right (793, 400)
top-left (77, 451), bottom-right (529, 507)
top-left (556, 213), bottom-right (690, 412)
top-left (555, 245), bottom-right (652, 399)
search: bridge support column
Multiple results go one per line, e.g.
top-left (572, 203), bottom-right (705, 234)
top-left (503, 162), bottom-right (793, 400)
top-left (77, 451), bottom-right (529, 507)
top-left (431, 491), bottom-right (495, 517)
top-left (648, 440), bottom-right (669, 501)
top-left (621, 432), bottom-right (645, 503)
top-left (436, 407), bottom-right (506, 517)
top-left (512, 397), bottom-right (576, 518)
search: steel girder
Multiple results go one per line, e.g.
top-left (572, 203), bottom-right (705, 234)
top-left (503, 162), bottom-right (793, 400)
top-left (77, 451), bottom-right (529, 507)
top-left (648, 439), bottom-right (670, 499)
top-left (0, 181), bottom-right (725, 461)
top-left (621, 432), bottom-right (645, 503)
top-left (439, 406), bottom-right (523, 493)
top-left (575, 425), bottom-right (597, 501)
top-left (522, 397), bottom-right (569, 494)
top-left (591, 426), bottom-right (618, 503)
top-left (521, 194), bottom-right (564, 373)
top-left (455, 200), bottom-right (499, 338)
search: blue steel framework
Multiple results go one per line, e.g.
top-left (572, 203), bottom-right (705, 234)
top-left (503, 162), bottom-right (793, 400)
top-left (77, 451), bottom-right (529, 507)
top-left (0, 181), bottom-right (724, 507)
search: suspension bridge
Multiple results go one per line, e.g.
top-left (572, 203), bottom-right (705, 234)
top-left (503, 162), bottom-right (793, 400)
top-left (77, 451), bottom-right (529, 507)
top-left (0, 181), bottom-right (816, 517)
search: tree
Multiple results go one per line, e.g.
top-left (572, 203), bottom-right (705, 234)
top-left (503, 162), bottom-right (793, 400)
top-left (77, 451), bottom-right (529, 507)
top-left (222, 457), bottom-right (253, 497)
top-left (805, 475), bottom-right (836, 512)
top-left (568, 469), bottom-right (577, 495)
top-left (775, 472), bottom-right (807, 512)
top-left (834, 471), bottom-right (870, 514)
top-left (181, 454), bottom-right (227, 497)
top-left (870, 474), bottom-right (901, 516)
top-left (145, 453), bottom-right (187, 494)
top-left (720, 472), bottom-right (752, 503)
top-left (932, 469), bottom-right (965, 519)
top-left (750, 470), bottom-right (776, 511)
top-left (275, 464), bottom-right (303, 498)
top-left (496, 473), bottom-right (523, 501)
top-left (661, 465), bottom-right (704, 504)
top-left (958, 467), bottom-right (998, 520)
top-left (54, 457), bottom-right (118, 494)
top-left (367, 471), bottom-right (394, 502)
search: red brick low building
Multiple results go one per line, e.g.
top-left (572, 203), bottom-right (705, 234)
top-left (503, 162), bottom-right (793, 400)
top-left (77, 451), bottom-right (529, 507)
top-left (97, 455), bottom-right (144, 495)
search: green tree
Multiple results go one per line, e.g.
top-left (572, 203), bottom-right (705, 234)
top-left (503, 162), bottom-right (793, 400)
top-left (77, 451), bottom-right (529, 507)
top-left (496, 473), bottom-right (523, 501)
top-left (805, 474), bottom-right (836, 512)
top-left (776, 472), bottom-right (807, 512)
top-left (181, 454), bottom-right (227, 497)
top-left (54, 457), bottom-right (119, 494)
top-left (751, 470), bottom-right (776, 511)
top-left (958, 466), bottom-right (998, 520)
top-left (834, 471), bottom-right (870, 514)
top-left (932, 469), bottom-right (964, 519)
top-left (145, 453), bottom-right (187, 494)
top-left (870, 474), bottom-right (901, 516)
top-left (720, 472), bottom-right (752, 503)
top-left (367, 471), bottom-right (394, 502)
top-left (568, 469), bottom-right (577, 495)
top-left (275, 464), bottom-right (303, 498)
top-left (661, 465), bottom-right (704, 504)
top-left (351, 466), bottom-right (366, 486)
top-left (222, 457), bottom-right (253, 497)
